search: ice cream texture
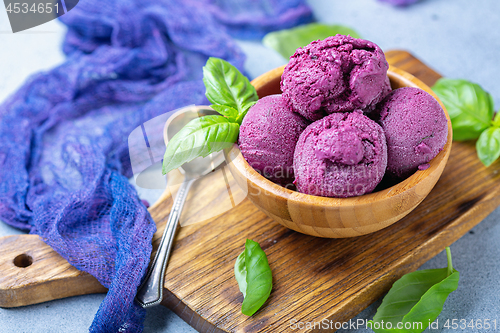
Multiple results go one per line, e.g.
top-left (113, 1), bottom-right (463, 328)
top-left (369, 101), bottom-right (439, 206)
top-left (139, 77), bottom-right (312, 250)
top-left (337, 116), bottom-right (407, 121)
top-left (376, 87), bottom-right (448, 179)
top-left (237, 37), bottom-right (446, 198)
top-left (280, 34), bottom-right (392, 121)
top-left (293, 111), bottom-right (387, 197)
top-left (238, 94), bottom-right (310, 186)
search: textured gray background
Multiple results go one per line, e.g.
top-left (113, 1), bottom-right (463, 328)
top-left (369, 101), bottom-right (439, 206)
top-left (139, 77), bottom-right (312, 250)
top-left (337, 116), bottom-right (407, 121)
top-left (1, 0), bottom-right (499, 332)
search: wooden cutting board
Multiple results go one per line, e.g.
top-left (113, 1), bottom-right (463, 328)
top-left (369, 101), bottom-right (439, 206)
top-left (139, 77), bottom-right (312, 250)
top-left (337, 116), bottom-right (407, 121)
top-left (1, 50), bottom-right (500, 333)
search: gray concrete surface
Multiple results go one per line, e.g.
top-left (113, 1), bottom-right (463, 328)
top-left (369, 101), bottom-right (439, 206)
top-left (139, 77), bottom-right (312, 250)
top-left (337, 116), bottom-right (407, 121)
top-left (1, 0), bottom-right (499, 332)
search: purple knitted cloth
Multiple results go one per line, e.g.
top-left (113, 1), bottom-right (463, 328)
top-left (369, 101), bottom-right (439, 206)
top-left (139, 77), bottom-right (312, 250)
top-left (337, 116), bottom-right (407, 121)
top-left (0, 0), bottom-right (312, 332)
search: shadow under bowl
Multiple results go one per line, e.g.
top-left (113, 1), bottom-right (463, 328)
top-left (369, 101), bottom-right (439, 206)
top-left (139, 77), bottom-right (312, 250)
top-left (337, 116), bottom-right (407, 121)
top-left (224, 65), bottom-right (452, 238)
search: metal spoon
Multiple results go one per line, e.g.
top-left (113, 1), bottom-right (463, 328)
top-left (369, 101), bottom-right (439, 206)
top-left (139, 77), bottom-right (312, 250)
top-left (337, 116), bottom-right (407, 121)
top-left (136, 105), bottom-right (224, 308)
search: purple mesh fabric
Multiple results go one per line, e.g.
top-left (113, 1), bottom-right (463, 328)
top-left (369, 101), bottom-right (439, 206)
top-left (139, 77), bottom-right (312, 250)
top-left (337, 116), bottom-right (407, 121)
top-left (0, 0), bottom-right (312, 332)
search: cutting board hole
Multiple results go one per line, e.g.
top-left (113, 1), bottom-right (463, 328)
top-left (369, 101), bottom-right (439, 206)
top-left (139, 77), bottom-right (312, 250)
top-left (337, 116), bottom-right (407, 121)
top-left (13, 254), bottom-right (33, 268)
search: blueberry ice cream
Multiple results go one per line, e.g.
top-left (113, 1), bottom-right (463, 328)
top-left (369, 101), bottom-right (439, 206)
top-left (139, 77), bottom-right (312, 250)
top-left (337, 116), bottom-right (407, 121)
top-left (293, 111), bottom-right (387, 197)
top-left (376, 87), bottom-right (448, 179)
top-left (238, 94), bottom-right (310, 186)
top-left (280, 34), bottom-right (392, 121)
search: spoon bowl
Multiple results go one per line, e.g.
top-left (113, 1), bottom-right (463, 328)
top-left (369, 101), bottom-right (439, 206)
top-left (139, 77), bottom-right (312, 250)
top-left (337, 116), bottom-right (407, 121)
top-left (164, 106), bottom-right (225, 177)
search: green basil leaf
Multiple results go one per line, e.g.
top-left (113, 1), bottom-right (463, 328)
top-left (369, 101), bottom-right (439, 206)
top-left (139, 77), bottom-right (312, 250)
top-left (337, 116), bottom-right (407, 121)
top-left (492, 112), bottom-right (500, 127)
top-left (370, 247), bottom-right (459, 333)
top-left (162, 115), bottom-right (239, 174)
top-left (262, 23), bottom-right (361, 59)
top-left (476, 127), bottom-right (500, 167)
top-left (234, 251), bottom-right (247, 297)
top-left (203, 58), bottom-right (258, 118)
top-left (235, 101), bottom-right (257, 125)
top-left (210, 104), bottom-right (239, 122)
top-left (234, 239), bottom-right (273, 316)
top-left (432, 78), bottom-right (494, 141)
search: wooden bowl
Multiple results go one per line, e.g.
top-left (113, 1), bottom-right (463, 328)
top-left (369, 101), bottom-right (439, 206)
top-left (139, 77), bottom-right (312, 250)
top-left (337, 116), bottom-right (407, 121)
top-left (224, 65), bottom-right (452, 238)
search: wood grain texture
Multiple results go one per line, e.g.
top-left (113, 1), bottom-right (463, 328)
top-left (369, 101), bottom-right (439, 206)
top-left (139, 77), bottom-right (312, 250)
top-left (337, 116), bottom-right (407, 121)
top-left (0, 51), bottom-right (499, 333)
top-left (0, 235), bottom-right (106, 307)
top-left (157, 51), bottom-right (500, 332)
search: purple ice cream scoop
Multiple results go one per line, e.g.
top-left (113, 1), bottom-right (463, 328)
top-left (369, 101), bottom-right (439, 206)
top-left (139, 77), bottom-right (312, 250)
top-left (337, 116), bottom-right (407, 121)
top-left (280, 34), bottom-right (392, 121)
top-left (376, 87), bottom-right (448, 179)
top-left (238, 94), bottom-right (310, 187)
top-left (294, 111), bottom-right (387, 197)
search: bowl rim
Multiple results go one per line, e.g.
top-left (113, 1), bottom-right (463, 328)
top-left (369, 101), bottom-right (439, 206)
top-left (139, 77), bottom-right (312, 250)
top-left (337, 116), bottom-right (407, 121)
top-left (226, 65), bottom-right (453, 208)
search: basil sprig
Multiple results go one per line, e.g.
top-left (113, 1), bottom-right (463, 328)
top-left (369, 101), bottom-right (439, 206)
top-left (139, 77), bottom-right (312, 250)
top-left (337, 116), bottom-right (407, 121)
top-left (263, 23), bottom-right (361, 60)
top-left (234, 239), bottom-right (273, 316)
top-left (203, 58), bottom-right (258, 124)
top-left (162, 58), bottom-right (258, 175)
top-left (432, 78), bottom-right (494, 141)
top-left (432, 78), bottom-right (500, 167)
top-left (477, 127), bottom-right (500, 167)
top-left (161, 116), bottom-right (239, 174)
top-left (369, 247), bottom-right (459, 333)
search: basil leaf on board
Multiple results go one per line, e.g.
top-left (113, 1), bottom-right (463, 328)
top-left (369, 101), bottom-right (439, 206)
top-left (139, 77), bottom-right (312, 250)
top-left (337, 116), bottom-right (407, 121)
top-left (203, 57), bottom-right (258, 119)
top-left (476, 127), bottom-right (500, 167)
top-left (162, 115), bottom-right (239, 174)
top-left (234, 251), bottom-right (247, 297)
top-left (432, 78), bottom-right (494, 141)
top-left (369, 247), bottom-right (459, 333)
top-left (262, 23), bottom-right (361, 59)
top-left (234, 239), bottom-right (273, 316)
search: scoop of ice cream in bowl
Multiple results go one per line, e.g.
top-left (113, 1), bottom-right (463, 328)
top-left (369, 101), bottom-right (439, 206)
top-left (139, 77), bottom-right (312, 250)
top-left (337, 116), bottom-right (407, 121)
top-left (224, 35), bottom-right (452, 238)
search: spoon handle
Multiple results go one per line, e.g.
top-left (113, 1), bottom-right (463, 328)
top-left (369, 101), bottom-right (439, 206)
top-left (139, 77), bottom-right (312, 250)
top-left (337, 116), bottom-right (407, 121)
top-left (136, 177), bottom-right (195, 308)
